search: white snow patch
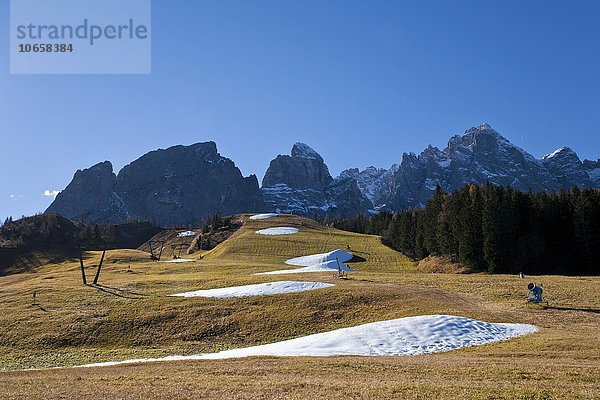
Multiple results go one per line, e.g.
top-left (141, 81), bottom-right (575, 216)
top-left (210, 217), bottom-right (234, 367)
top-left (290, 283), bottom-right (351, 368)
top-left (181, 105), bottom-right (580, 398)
top-left (170, 281), bottom-right (334, 298)
top-left (77, 315), bottom-right (537, 367)
top-left (588, 168), bottom-right (600, 183)
top-left (162, 259), bottom-right (194, 263)
top-left (286, 249), bottom-right (353, 267)
top-left (258, 249), bottom-right (355, 275)
top-left (543, 147), bottom-right (569, 159)
top-left (249, 213), bottom-right (279, 220)
top-left (256, 227), bottom-right (299, 235)
top-left (177, 231), bottom-right (196, 238)
top-left (200, 315), bottom-right (538, 359)
top-left (437, 158), bottom-right (451, 168)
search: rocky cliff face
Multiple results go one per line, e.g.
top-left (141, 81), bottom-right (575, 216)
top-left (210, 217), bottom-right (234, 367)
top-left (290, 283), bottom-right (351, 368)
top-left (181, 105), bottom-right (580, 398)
top-left (353, 124), bottom-right (599, 210)
top-left (583, 159), bottom-right (600, 186)
top-left (47, 142), bottom-right (265, 226)
top-left (541, 147), bottom-right (591, 189)
top-left (262, 143), bottom-right (333, 191)
top-left (261, 143), bottom-right (372, 218)
top-left (260, 125), bottom-right (599, 217)
top-left (46, 161), bottom-right (127, 224)
top-left (48, 126), bottom-right (599, 224)
top-left (385, 124), bottom-right (561, 209)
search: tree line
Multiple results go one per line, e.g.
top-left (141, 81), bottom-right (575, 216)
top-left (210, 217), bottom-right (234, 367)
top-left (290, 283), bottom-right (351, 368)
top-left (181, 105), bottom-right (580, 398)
top-left (332, 184), bottom-right (600, 276)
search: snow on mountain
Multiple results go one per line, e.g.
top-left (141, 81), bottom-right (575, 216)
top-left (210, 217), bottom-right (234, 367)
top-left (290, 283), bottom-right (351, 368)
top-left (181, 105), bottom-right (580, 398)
top-left (583, 159), bottom-right (600, 185)
top-left (261, 143), bottom-right (372, 218)
top-left (541, 147), bottom-right (591, 189)
top-left (346, 124), bottom-right (598, 211)
top-left (339, 166), bottom-right (388, 203)
top-left (52, 126), bottom-right (599, 225)
top-left (291, 142), bottom-right (322, 160)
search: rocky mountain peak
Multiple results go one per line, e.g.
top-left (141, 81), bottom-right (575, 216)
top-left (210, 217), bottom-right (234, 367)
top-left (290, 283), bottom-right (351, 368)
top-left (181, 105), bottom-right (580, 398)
top-left (291, 142), bottom-right (322, 161)
top-left (452, 123), bottom-right (512, 151)
top-left (583, 159), bottom-right (600, 185)
top-left (541, 146), bottom-right (590, 188)
top-left (46, 161), bottom-right (126, 224)
top-left (262, 143), bottom-right (332, 191)
top-left (190, 141), bottom-right (219, 160)
top-left (543, 147), bottom-right (577, 160)
top-left (48, 142), bottom-right (265, 226)
top-left (46, 126), bottom-right (599, 224)
top-left (261, 143), bottom-right (371, 218)
top-left (464, 123), bottom-right (499, 137)
top-left (86, 160), bottom-right (114, 173)
top-left (338, 166), bottom-right (390, 205)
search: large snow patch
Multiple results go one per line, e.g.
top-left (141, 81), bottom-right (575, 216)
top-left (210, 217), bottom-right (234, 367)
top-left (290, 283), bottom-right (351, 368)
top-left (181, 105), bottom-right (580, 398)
top-left (170, 281), bottom-right (334, 298)
top-left (200, 315), bottom-right (538, 359)
top-left (256, 227), bottom-right (299, 235)
top-left (249, 213), bottom-right (279, 220)
top-left (259, 249), bottom-right (355, 275)
top-left (78, 315), bottom-right (537, 367)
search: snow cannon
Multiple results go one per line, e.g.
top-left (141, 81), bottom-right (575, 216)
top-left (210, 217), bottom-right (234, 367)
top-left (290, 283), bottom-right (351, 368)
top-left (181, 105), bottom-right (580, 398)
top-left (526, 283), bottom-right (547, 308)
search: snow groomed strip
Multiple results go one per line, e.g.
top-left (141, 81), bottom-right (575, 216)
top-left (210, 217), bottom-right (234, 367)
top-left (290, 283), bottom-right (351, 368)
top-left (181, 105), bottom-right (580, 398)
top-left (255, 227), bottom-right (299, 235)
top-left (259, 249), bottom-right (355, 275)
top-left (161, 259), bottom-right (194, 263)
top-left (249, 213), bottom-right (279, 220)
top-left (170, 281), bottom-right (334, 298)
top-left (78, 315), bottom-right (537, 367)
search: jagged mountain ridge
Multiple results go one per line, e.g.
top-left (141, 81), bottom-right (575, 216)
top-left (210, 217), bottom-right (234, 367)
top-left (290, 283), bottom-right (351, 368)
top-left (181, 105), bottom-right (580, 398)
top-left (47, 142), bottom-right (265, 226)
top-left (346, 124), bottom-right (598, 211)
top-left (48, 125), bottom-right (598, 225)
top-left (261, 143), bottom-right (373, 218)
top-left (582, 159), bottom-right (600, 186)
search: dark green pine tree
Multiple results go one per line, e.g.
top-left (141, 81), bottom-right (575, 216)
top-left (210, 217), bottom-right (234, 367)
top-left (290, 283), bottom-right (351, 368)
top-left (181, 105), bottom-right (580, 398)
top-left (482, 184), bottom-right (502, 273)
top-left (423, 186), bottom-right (445, 255)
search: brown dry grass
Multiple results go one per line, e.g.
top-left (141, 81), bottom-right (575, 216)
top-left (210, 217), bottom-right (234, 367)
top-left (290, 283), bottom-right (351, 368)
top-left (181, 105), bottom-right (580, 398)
top-left (0, 214), bottom-right (598, 399)
top-left (417, 255), bottom-right (473, 274)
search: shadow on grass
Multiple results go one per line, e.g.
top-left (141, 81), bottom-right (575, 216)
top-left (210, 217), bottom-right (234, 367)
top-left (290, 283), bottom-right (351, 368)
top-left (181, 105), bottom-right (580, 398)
top-left (349, 249), bottom-right (371, 256)
top-left (545, 306), bottom-right (600, 314)
top-left (349, 255), bottom-right (367, 263)
top-left (91, 284), bottom-right (146, 299)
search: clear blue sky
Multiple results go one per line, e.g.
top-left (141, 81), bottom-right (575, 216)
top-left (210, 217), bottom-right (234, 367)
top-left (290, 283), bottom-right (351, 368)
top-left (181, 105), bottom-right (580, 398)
top-left (1, 0), bottom-right (599, 222)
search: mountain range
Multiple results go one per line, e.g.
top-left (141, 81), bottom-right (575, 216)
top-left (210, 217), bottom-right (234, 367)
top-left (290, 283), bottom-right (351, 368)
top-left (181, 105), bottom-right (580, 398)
top-left (47, 124), bottom-right (600, 226)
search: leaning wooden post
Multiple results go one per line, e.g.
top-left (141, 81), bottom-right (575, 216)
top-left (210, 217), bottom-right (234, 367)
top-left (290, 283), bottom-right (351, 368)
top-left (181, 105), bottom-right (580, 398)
top-left (93, 241), bottom-right (107, 285)
top-left (79, 244), bottom-right (87, 285)
top-left (157, 241), bottom-right (165, 261)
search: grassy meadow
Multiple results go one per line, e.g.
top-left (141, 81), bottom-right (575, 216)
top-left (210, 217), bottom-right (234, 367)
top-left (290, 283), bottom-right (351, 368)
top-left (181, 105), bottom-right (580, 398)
top-left (0, 214), bottom-right (598, 399)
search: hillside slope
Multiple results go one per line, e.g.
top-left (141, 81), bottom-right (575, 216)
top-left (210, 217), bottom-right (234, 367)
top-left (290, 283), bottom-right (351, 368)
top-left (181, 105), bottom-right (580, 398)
top-left (0, 214), bottom-right (598, 399)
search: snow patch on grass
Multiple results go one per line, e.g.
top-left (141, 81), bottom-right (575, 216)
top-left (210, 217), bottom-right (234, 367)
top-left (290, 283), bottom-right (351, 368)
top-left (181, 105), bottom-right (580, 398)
top-left (255, 227), bottom-right (299, 235)
top-left (177, 231), bottom-right (196, 238)
top-left (200, 315), bottom-right (538, 359)
top-left (170, 281), bottom-right (334, 298)
top-left (249, 213), bottom-right (279, 220)
top-left (78, 315), bottom-right (538, 367)
top-left (259, 249), bottom-right (355, 275)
